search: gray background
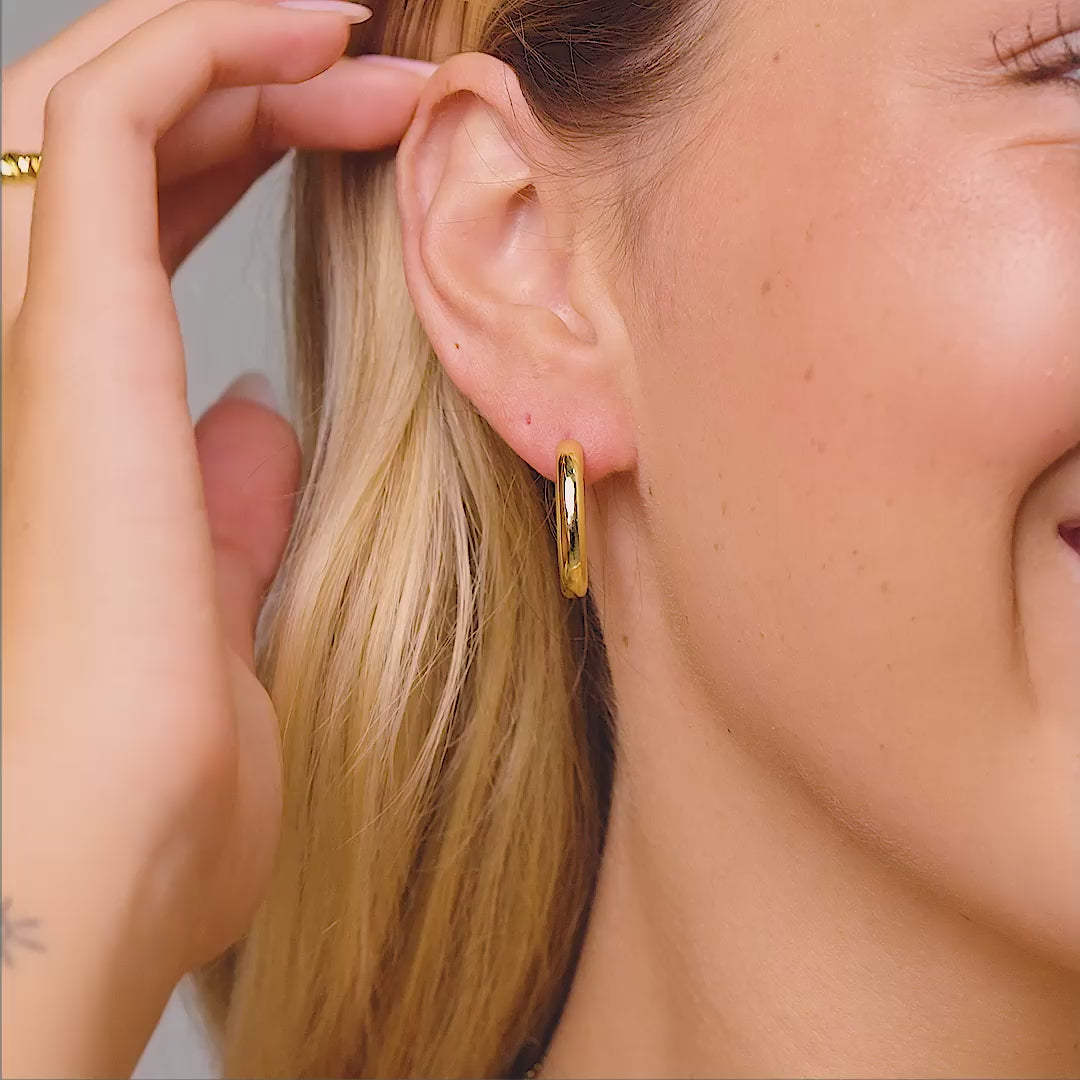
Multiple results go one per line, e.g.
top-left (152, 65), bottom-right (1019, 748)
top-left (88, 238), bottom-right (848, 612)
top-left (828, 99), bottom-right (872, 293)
top-left (3, 1), bottom-right (291, 1074)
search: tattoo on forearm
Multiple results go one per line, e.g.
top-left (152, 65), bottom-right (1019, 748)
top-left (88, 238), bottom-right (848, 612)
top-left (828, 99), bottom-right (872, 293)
top-left (2, 896), bottom-right (44, 967)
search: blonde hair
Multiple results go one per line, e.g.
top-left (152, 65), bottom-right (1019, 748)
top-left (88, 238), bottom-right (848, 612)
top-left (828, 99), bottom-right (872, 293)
top-left (198, 0), bottom-right (711, 1074)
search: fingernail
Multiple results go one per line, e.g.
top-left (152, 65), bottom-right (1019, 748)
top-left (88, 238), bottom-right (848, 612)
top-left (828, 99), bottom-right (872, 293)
top-left (356, 54), bottom-right (439, 77)
top-left (275, 1), bottom-right (373, 23)
top-left (223, 372), bottom-right (279, 413)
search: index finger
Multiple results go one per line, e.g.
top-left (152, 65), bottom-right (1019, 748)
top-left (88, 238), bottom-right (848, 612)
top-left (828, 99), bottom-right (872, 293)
top-left (29, 0), bottom-right (367, 292)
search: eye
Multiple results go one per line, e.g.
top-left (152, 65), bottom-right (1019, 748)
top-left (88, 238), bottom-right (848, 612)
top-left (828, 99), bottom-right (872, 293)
top-left (1015, 33), bottom-right (1080, 84)
top-left (994, 13), bottom-right (1080, 88)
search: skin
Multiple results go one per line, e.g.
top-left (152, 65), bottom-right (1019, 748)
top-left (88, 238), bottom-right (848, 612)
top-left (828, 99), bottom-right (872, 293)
top-left (1, 2), bottom-right (430, 1075)
top-left (397, 0), bottom-right (1080, 1074)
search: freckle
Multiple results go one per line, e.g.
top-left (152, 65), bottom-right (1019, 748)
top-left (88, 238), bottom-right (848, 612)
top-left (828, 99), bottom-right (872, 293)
top-left (713, 542), bottom-right (719, 552)
top-left (852, 548), bottom-right (859, 557)
top-left (880, 580), bottom-right (890, 594)
top-left (621, 634), bottom-right (629, 647)
top-left (726, 727), bottom-right (732, 734)
top-left (803, 365), bottom-right (815, 382)
top-left (648, 484), bottom-right (654, 497)
top-left (525, 413), bottom-right (532, 425)
top-left (885, 496), bottom-right (894, 507)
top-left (886, 662), bottom-right (893, 672)
top-left (772, 50), bottom-right (782, 63)
top-left (816, 440), bottom-right (827, 454)
top-left (864, 390), bottom-right (875, 403)
top-left (454, 343), bottom-right (460, 349)
top-left (721, 500), bottom-right (728, 515)
top-left (879, 742), bottom-right (885, 750)
top-left (760, 630), bottom-right (767, 639)
top-left (761, 278), bottom-right (772, 296)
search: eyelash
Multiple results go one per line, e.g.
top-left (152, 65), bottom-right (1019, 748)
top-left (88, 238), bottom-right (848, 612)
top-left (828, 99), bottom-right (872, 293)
top-left (993, 5), bottom-right (1080, 87)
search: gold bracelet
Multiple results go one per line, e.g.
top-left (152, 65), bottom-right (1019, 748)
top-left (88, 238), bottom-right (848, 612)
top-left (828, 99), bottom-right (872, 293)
top-left (1, 152), bottom-right (42, 183)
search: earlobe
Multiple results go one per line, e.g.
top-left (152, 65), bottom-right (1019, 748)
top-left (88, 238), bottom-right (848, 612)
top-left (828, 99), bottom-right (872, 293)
top-left (395, 52), bottom-right (637, 484)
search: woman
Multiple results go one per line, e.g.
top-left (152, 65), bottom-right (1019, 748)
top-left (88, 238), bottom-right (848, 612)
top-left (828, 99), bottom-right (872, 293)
top-left (3, 0), bottom-right (1079, 1075)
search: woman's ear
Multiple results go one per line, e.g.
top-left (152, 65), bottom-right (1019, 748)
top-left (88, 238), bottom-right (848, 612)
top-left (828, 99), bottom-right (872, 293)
top-left (396, 52), bottom-right (637, 484)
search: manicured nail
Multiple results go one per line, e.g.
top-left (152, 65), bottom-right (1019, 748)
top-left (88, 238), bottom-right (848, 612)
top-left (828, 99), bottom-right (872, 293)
top-left (276, 1), bottom-right (373, 23)
top-left (356, 54), bottom-right (439, 77)
top-left (223, 372), bottom-right (279, 413)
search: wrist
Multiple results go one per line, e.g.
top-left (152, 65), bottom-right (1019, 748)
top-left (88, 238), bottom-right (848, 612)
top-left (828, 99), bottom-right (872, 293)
top-left (2, 778), bottom-right (182, 1078)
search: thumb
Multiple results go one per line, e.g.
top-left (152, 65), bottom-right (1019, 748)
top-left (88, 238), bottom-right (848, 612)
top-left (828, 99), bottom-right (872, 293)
top-left (194, 372), bottom-right (301, 669)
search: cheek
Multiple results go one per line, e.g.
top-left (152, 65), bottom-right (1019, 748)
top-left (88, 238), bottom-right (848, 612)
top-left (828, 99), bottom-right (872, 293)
top-left (750, 144), bottom-right (1080, 497)
top-left (627, 108), bottom-right (1080, 971)
top-left (630, 92), bottom-right (1080, 771)
top-left (852, 146), bottom-right (1080, 476)
top-left (623, 0), bottom-right (1080, 961)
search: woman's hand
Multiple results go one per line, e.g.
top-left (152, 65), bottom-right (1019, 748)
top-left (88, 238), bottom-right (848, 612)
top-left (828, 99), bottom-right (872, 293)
top-left (1, 0), bottom-right (430, 340)
top-left (1, 2), bottom-right (432, 1075)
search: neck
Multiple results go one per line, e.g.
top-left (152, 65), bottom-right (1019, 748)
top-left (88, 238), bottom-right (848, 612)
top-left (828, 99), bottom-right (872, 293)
top-left (541, 503), bottom-right (1080, 1078)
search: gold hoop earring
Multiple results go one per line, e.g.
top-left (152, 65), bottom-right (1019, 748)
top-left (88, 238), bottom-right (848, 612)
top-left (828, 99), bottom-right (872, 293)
top-left (555, 439), bottom-right (588, 599)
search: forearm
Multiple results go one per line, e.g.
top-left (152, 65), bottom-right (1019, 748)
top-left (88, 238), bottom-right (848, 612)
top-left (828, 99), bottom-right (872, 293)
top-left (2, 770), bottom-right (179, 1079)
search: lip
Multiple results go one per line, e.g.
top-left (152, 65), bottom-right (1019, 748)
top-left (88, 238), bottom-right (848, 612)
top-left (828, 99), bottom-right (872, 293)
top-left (1060, 520), bottom-right (1080, 559)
